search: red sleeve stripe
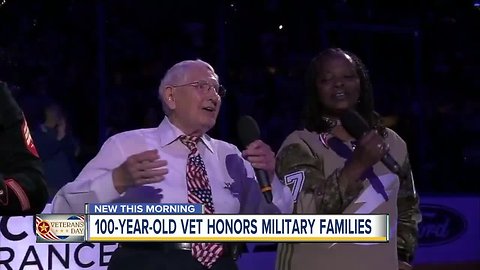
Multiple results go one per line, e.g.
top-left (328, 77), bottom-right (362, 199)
top-left (22, 117), bottom-right (39, 158)
top-left (5, 179), bottom-right (31, 211)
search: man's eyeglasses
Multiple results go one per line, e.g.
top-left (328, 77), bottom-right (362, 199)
top-left (171, 80), bottom-right (227, 97)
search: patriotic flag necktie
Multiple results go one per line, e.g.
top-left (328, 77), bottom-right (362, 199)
top-left (179, 135), bottom-right (224, 269)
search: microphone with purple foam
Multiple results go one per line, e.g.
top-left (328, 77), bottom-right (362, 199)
top-left (340, 109), bottom-right (407, 178)
top-left (237, 115), bottom-right (273, 204)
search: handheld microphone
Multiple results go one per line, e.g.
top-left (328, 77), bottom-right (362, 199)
top-left (237, 115), bottom-right (273, 204)
top-left (340, 109), bottom-right (406, 178)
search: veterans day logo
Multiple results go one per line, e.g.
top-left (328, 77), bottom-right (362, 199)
top-left (35, 214), bottom-right (85, 243)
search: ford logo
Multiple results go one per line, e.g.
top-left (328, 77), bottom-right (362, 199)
top-left (418, 204), bottom-right (467, 246)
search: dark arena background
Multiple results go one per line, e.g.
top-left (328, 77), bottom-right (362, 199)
top-left (1, 0), bottom-right (479, 269)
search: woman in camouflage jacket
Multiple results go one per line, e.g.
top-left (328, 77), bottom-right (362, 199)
top-left (275, 48), bottom-right (421, 270)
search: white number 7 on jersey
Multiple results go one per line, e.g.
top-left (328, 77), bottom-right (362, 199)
top-left (283, 171), bottom-right (305, 203)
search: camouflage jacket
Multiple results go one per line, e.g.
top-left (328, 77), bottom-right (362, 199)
top-left (275, 128), bottom-right (421, 268)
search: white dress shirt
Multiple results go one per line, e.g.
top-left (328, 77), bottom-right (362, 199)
top-left (52, 117), bottom-right (293, 214)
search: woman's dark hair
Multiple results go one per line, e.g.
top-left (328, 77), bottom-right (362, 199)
top-left (302, 48), bottom-right (386, 136)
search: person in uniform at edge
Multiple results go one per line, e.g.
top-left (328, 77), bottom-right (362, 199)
top-left (275, 48), bottom-right (421, 270)
top-left (0, 81), bottom-right (48, 215)
top-left (51, 59), bottom-right (294, 270)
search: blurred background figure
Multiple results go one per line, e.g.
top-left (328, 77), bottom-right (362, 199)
top-left (32, 100), bottom-right (80, 200)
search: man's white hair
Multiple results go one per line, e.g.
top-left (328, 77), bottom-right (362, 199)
top-left (158, 59), bottom-right (217, 115)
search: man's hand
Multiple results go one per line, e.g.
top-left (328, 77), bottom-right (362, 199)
top-left (112, 149), bottom-right (168, 194)
top-left (242, 140), bottom-right (276, 180)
